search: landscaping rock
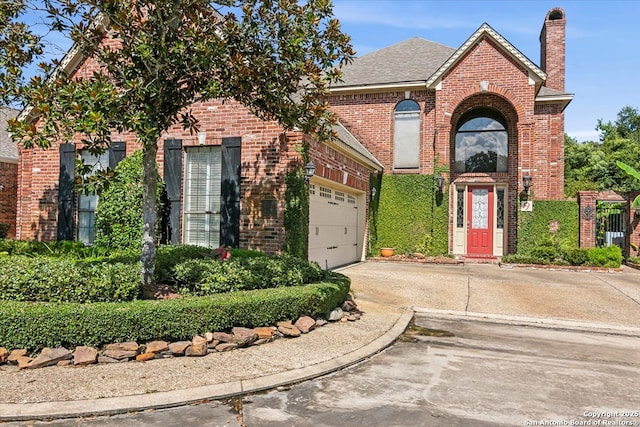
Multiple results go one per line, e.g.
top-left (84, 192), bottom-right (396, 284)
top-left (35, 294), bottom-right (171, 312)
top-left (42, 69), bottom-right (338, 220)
top-left (192, 335), bottom-right (207, 346)
top-left (168, 341), bottom-right (191, 356)
top-left (136, 352), bottom-right (156, 362)
top-left (185, 341), bottom-right (207, 357)
top-left (102, 349), bottom-right (138, 360)
top-left (215, 343), bottom-right (238, 352)
top-left (328, 307), bottom-right (344, 321)
top-left (232, 327), bottom-right (258, 347)
top-left (7, 349), bottom-right (27, 365)
top-left (0, 347), bottom-right (8, 363)
top-left (207, 340), bottom-right (220, 349)
top-left (17, 356), bottom-right (33, 369)
top-left (97, 356), bottom-right (125, 364)
top-left (254, 327), bottom-right (276, 340)
top-left (204, 332), bottom-right (215, 342)
top-left (104, 342), bottom-right (139, 352)
top-left (73, 346), bottom-right (98, 366)
top-left (315, 318), bottom-right (328, 327)
top-left (145, 341), bottom-right (168, 353)
top-left (277, 321), bottom-right (301, 337)
top-left (26, 347), bottom-right (72, 369)
top-left (252, 338), bottom-right (270, 346)
top-left (213, 332), bottom-right (234, 343)
top-left (57, 360), bottom-right (72, 367)
top-left (342, 300), bottom-right (357, 312)
top-left (294, 316), bottom-right (316, 334)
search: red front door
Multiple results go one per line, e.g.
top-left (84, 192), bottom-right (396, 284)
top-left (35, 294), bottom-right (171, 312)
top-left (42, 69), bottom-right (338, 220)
top-left (467, 186), bottom-right (493, 255)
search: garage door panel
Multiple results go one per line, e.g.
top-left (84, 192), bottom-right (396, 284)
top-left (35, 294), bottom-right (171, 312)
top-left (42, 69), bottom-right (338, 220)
top-left (310, 225), bottom-right (357, 248)
top-left (309, 183), bottom-right (359, 270)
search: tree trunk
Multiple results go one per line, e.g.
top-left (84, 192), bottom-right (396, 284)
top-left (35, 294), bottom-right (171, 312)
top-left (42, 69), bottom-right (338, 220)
top-left (141, 142), bottom-right (159, 291)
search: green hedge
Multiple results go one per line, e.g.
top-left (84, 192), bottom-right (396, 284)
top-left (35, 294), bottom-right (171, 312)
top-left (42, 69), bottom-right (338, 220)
top-left (502, 245), bottom-right (622, 268)
top-left (516, 200), bottom-right (579, 254)
top-left (0, 256), bottom-right (141, 303)
top-left (283, 167), bottom-right (309, 258)
top-left (370, 174), bottom-right (448, 255)
top-left (0, 274), bottom-right (350, 351)
top-left (174, 255), bottom-right (325, 295)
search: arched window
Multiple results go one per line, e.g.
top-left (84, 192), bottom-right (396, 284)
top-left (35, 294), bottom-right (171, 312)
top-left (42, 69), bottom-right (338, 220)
top-left (454, 109), bottom-right (508, 173)
top-left (393, 100), bottom-right (420, 169)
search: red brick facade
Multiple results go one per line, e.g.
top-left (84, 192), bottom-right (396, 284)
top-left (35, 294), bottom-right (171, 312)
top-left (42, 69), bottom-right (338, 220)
top-left (327, 11), bottom-right (568, 256)
top-left (15, 94), bottom-right (373, 254)
top-left (0, 161), bottom-right (17, 238)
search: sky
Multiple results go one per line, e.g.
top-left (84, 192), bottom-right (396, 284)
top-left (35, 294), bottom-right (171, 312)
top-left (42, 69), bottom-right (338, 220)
top-left (330, 0), bottom-right (640, 142)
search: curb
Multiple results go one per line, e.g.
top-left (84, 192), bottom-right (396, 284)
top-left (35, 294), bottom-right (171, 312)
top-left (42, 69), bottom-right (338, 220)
top-left (0, 308), bottom-right (414, 421)
top-left (412, 307), bottom-right (640, 337)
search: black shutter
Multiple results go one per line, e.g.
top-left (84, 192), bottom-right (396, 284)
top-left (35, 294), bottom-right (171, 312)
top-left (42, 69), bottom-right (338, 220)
top-left (108, 141), bottom-right (126, 169)
top-left (57, 143), bottom-right (75, 241)
top-left (163, 139), bottom-right (182, 245)
top-left (221, 137), bottom-right (241, 248)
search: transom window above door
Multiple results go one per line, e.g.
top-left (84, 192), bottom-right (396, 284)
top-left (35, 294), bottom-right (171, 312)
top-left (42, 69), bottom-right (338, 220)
top-left (455, 109), bottom-right (508, 173)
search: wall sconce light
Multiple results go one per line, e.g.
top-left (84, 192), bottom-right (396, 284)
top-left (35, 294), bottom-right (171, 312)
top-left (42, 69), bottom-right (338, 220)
top-left (436, 175), bottom-right (445, 193)
top-left (523, 173), bottom-right (532, 194)
top-left (197, 131), bottom-right (207, 145)
top-left (304, 161), bottom-right (316, 183)
top-left (371, 187), bottom-right (377, 200)
top-left (0, 183), bottom-right (4, 192)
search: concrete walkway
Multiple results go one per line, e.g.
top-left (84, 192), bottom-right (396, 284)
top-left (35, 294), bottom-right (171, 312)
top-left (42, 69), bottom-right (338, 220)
top-left (345, 262), bottom-right (640, 330)
top-left (2, 261), bottom-right (639, 421)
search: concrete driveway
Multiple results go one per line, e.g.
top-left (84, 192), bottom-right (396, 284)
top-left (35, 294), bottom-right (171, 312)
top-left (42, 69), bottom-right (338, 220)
top-left (341, 262), bottom-right (640, 328)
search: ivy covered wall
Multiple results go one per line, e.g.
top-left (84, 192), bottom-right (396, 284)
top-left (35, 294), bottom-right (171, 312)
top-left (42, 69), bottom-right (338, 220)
top-left (369, 174), bottom-right (449, 256)
top-left (516, 200), bottom-right (579, 254)
top-left (283, 167), bottom-right (309, 259)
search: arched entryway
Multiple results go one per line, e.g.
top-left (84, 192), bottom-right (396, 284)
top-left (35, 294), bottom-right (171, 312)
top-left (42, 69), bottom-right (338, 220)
top-left (449, 93), bottom-right (519, 257)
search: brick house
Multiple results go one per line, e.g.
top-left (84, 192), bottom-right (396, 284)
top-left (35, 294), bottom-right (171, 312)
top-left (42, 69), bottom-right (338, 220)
top-left (15, 7), bottom-right (572, 265)
top-left (328, 7), bottom-right (572, 257)
top-left (0, 107), bottom-right (19, 238)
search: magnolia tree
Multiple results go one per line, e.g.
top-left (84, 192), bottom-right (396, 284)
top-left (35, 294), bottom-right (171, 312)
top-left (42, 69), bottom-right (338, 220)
top-left (6, 0), bottom-right (354, 288)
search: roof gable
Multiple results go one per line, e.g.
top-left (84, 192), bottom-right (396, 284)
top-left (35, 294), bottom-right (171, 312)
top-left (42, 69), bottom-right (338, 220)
top-left (426, 23), bottom-right (546, 89)
top-left (332, 37), bottom-right (456, 90)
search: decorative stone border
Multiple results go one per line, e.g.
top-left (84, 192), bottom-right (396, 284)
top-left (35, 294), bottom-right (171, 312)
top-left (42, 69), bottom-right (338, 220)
top-left (0, 299), bottom-right (361, 370)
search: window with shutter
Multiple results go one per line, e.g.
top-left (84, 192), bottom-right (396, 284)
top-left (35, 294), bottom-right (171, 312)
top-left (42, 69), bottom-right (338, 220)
top-left (183, 146), bottom-right (222, 247)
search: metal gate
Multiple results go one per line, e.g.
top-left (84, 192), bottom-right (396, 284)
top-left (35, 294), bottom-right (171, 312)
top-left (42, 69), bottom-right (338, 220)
top-left (596, 201), bottom-right (626, 250)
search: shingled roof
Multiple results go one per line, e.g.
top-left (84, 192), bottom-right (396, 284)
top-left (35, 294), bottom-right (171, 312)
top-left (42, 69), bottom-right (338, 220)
top-left (0, 107), bottom-right (19, 163)
top-left (333, 37), bottom-right (456, 89)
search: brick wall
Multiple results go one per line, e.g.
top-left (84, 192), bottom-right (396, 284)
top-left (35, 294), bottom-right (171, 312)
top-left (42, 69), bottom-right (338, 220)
top-left (540, 8), bottom-right (566, 92)
top-left (328, 35), bottom-right (567, 255)
top-left (0, 161), bottom-right (17, 238)
top-left (16, 94), bottom-right (372, 254)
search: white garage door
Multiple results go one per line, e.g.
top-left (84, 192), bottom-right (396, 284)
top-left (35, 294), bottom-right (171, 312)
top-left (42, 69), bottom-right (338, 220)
top-left (309, 182), bottom-right (359, 270)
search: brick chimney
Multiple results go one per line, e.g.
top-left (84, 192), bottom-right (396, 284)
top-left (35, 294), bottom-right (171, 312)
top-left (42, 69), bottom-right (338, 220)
top-left (539, 8), bottom-right (566, 92)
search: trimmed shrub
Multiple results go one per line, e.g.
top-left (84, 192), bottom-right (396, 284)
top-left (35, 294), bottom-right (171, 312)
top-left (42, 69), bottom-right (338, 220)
top-left (175, 255), bottom-right (325, 296)
top-left (0, 274), bottom-right (350, 351)
top-left (587, 245), bottom-right (623, 268)
top-left (562, 247), bottom-right (590, 266)
top-left (0, 256), bottom-right (141, 303)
